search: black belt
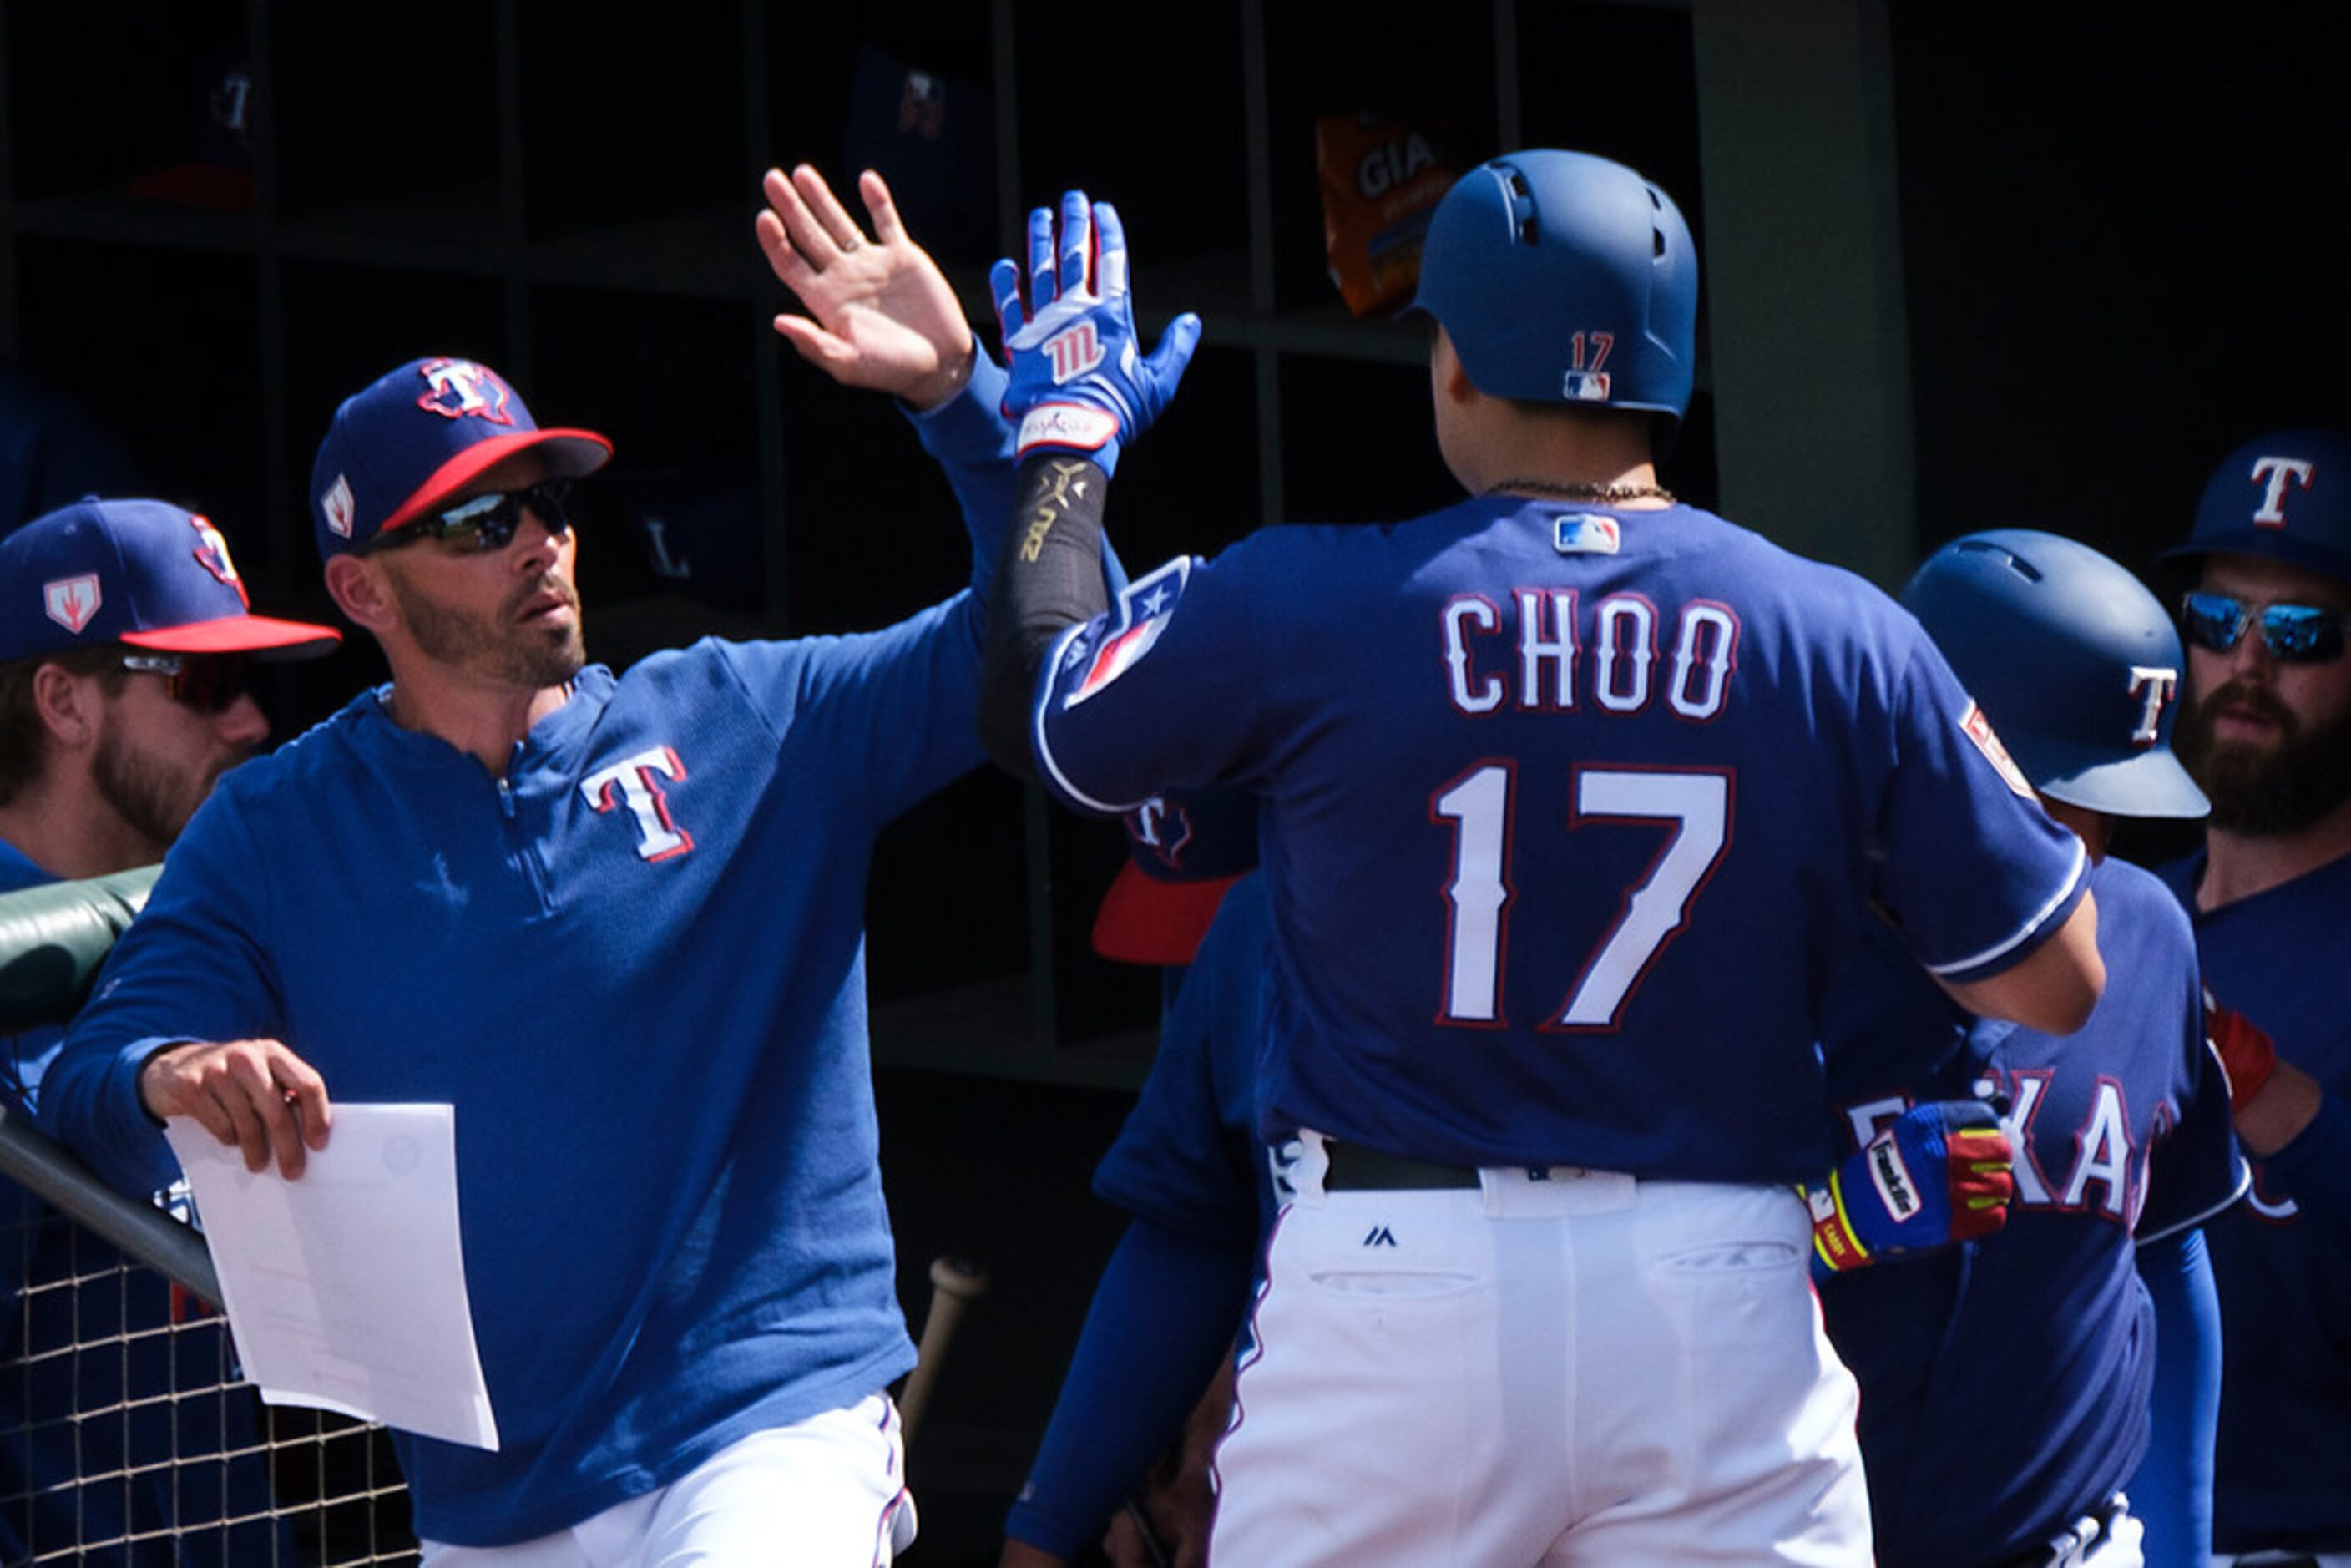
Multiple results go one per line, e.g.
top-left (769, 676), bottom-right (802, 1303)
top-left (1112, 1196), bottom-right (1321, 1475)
top-left (1982, 1495), bottom-right (2129, 1568)
top-left (1322, 1141), bottom-right (1479, 1191)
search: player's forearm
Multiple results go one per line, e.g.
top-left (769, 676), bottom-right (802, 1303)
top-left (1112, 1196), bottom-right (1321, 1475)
top-left (979, 454), bottom-right (1111, 779)
top-left (903, 346), bottom-right (1015, 578)
top-left (2127, 1227), bottom-right (2219, 1568)
top-left (1003, 1217), bottom-right (1253, 1558)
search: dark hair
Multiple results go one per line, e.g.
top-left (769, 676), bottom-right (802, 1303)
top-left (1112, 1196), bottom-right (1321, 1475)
top-left (0, 645), bottom-right (129, 806)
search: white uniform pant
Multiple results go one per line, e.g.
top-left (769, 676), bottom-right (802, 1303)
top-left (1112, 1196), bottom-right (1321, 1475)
top-left (1211, 1133), bottom-right (1870, 1566)
top-left (418, 1394), bottom-right (916, 1567)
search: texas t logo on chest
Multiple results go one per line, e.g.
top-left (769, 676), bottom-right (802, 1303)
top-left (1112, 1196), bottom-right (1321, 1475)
top-left (581, 746), bottom-right (695, 862)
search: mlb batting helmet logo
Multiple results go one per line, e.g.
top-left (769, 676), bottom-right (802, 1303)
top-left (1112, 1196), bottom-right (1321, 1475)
top-left (415, 358), bottom-right (515, 423)
top-left (43, 574), bottom-right (101, 635)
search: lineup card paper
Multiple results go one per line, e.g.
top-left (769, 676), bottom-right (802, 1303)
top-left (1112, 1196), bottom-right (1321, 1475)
top-left (166, 1103), bottom-right (499, 1450)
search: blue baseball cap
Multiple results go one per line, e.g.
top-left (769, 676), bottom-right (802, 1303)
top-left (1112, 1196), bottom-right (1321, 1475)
top-left (1092, 786), bottom-right (1260, 967)
top-left (309, 357), bottom-right (613, 560)
top-left (2159, 427), bottom-right (2351, 585)
top-left (0, 498), bottom-right (341, 663)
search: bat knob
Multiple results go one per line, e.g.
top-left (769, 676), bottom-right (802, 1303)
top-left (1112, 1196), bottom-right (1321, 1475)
top-left (929, 1255), bottom-right (989, 1298)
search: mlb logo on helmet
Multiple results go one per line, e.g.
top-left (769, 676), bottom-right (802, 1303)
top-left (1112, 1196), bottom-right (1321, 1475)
top-left (2161, 427), bottom-right (2351, 585)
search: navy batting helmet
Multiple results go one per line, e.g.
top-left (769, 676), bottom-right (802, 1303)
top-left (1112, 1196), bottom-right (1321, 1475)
top-left (1901, 529), bottom-right (2208, 820)
top-left (2157, 427), bottom-right (2351, 586)
top-left (1408, 149), bottom-right (1698, 432)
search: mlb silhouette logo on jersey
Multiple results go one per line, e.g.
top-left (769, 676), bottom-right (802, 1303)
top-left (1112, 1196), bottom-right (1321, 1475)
top-left (43, 574), bottom-right (100, 635)
top-left (415, 358), bottom-right (515, 424)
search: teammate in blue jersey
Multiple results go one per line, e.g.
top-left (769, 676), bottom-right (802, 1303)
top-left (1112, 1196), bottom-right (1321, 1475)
top-left (0, 498), bottom-right (339, 1560)
top-left (2156, 427), bottom-right (2351, 1565)
top-left (972, 151), bottom-right (2104, 1562)
top-left (1815, 529), bottom-right (2248, 1568)
top-left (37, 167), bottom-right (1044, 1562)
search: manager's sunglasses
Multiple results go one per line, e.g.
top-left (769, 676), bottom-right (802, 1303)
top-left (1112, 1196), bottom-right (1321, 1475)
top-left (367, 479), bottom-right (573, 556)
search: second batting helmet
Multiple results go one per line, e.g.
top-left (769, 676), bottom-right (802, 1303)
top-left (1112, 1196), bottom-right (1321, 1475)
top-left (1408, 149), bottom-right (1698, 432)
top-left (1900, 529), bottom-right (2208, 820)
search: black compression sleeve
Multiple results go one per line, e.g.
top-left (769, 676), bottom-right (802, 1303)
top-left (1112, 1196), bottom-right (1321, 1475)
top-left (979, 454), bottom-right (1111, 779)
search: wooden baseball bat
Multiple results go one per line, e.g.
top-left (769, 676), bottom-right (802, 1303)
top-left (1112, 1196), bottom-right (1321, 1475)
top-left (898, 1254), bottom-right (989, 1449)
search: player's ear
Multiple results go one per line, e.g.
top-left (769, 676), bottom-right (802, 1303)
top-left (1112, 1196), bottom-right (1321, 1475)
top-left (324, 553), bottom-right (398, 636)
top-left (29, 661), bottom-right (100, 751)
top-left (1431, 326), bottom-right (1479, 407)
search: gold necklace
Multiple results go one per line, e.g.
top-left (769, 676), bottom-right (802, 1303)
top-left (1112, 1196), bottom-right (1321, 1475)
top-left (1484, 478), bottom-right (1675, 504)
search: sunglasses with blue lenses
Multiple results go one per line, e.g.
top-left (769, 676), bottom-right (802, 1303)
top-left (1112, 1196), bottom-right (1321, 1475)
top-left (370, 479), bottom-right (573, 555)
top-left (2180, 591), bottom-right (2349, 664)
top-left (120, 652), bottom-right (257, 713)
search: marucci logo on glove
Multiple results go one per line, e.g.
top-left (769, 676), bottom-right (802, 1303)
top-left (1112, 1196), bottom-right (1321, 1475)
top-left (1045, 321), bottom-right (1105, 383)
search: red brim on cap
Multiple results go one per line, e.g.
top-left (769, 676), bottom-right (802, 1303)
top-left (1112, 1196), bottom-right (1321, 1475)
top-left (124, 614), bottom-right (344, 660)
top-left (379, 427), bottom-right (614, 536)
top-left (1091, 862), bottom-right (1245, 967)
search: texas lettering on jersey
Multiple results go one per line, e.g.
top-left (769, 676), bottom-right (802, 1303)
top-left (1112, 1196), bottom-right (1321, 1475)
top-left (1840, 1073), bottom-right (2148, 1230)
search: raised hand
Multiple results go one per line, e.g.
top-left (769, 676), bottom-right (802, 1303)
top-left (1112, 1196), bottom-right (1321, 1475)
top-left (1803, 1098), bottom-right (2015, 1272)
top-left (756, 164), bottom-right (978, 411)
top-left (993, 190), bottom-right (1201, 478)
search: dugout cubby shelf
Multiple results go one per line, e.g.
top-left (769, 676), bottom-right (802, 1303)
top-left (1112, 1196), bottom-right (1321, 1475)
top-left (0, 0), bottom-right (1714, 1088)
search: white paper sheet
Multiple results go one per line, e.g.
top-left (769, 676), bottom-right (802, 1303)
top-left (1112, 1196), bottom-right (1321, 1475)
top-left (166, 1103), bottom-right (499, 1450)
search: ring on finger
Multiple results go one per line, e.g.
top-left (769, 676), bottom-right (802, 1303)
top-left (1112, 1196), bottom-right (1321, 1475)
top-left (838, 235), bottom-right (863, 253)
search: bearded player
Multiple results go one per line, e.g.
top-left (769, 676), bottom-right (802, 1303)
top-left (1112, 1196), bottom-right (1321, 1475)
top-left (2156, 427), bottom-right (2351, 1565)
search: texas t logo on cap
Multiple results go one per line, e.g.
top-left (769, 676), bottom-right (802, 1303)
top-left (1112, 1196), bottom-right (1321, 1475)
top-left (2248, 454), bottom-right (2318, 528)
top-left (416, 358), bottom-right (515, 423)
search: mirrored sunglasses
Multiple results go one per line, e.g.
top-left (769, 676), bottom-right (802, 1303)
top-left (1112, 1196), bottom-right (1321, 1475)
top-left (370, 479), bottom-right (572, 555)
top-left (2181, 591), bottom-right (2348, 664)
top-left (120, 651), bottom-right (257, 713)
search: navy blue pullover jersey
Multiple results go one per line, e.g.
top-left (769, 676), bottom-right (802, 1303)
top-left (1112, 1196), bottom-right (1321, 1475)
top-left (1029, 498), bottom-right (2089, 1182)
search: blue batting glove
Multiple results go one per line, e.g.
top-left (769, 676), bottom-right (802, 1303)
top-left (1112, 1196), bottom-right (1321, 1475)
top-left (1802, 1099), bottom-right (2014, 1273)
top-left (992, 190), bottom-right (1202, 478)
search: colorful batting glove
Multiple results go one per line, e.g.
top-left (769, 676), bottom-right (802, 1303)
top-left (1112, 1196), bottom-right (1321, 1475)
top-left (993, 190), bottom-right (1202, 478)
top-left (2203, 987), bottom-right (2278, 1114)
top-left (1802, 1099), bottom-right (2014, 1272)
